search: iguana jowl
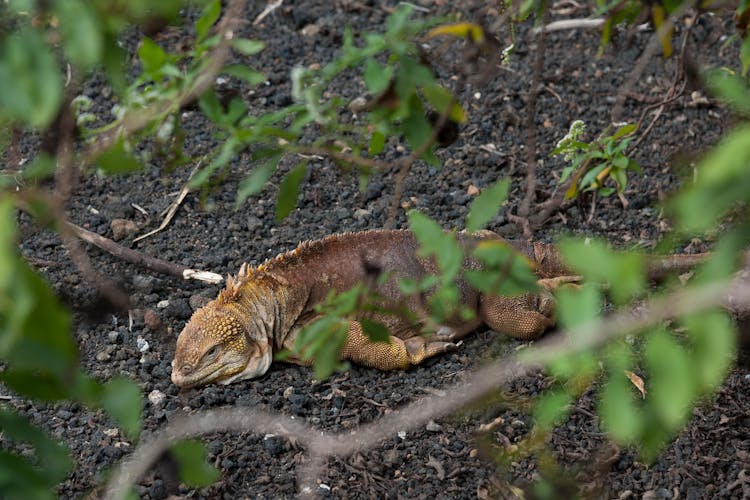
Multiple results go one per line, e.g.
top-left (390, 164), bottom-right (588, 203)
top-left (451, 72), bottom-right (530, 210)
top-left (171, 229), bottom-right (702, 388)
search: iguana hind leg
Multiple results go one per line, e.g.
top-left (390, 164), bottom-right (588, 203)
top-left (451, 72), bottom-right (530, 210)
top-left (341, 321), bottom-right (456, 370)
top-left (479, 292), bottom-right (555, 340)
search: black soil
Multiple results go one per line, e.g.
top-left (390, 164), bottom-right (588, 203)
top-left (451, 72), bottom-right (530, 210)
top-left (10, 1), bottom-right (750, 498)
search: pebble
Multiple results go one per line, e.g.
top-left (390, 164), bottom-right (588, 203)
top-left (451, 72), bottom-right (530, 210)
top-left (148, 390), bottom-right (166, 407)
top-left (189, 293), bottom-right (212, 311)
top-left (426, 420), bottom-right (442, 432)
top-left (156, 300), bottom-right (169, 309)
top-left (144, 309), bottom-right (161, 330)
top-left (110, 218), bottom-right (138, 241)
top-left (165, 298), bottom-right (192, 319)
top-left (108, 331), bottom-right (120, 343)
top-left (103, 428), bottom-right (119, 438)
top-left (263, 434), bottom-right (286, 456)
top-left (353, 208), bottom-right (371, 220)
top-left (132, 274), bottom-right (157, 293)
top-left (136, 336), bottom-right (149, 353)
top-left (96, 351), bottom-right (111, 362)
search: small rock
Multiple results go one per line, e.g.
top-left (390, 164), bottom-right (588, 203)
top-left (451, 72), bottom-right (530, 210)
top-left (189, 293), bottom-right (212, 311)
top-left (96, 351), bottom-right (111, 362)
top-left (263, 434), bottom-right (286, 456)
top-left (144, 309), bottom-right (161, 330)
top-left (110, 218), bottom-right (138, 241)
top-left (353, 208), bottom-right (371, 221)
top-left (108, 331), bottom-right (120, 343)
top-left (136, 336), bottom-right (149, 353)
top-left (283, 386), bottom-right (294, 399)
top-left (148, 390), bottom-right (166, 407)
top-left (246, 215), bottom-right (263, 232)
top-left (132, 274), bottom-right (157, 293)
top-left (397, 431), bottom-right (407, 440)
top-left (156, 300), bottom-right (170, 309)
top-left (166, 298), bottom-right (192, 320)
top-left (317, 483), bottom-right (331, 497)
top-left (426, 420), bottom-right (442, 432)
top-left (103, 428), bottom-right (119, 438)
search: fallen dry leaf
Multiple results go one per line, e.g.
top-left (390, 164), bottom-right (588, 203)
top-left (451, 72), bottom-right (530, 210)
top-left (625, 370), bottom-right (646, 398)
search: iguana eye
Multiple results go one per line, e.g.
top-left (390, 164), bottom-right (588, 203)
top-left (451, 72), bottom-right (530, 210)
top-left (204, 345), bottom-right (220, 360)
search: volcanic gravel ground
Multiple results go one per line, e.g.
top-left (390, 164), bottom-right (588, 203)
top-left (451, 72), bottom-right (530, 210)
top-left (7, 1), bottom-right (750, 498)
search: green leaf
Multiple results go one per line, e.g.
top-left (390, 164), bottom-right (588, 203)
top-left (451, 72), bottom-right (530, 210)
top-left (54, 0), bottom-right (102, 70)
top-left (706, 70), bottom-right (750, 115)
top-left (681, 310), bottom-right (736, 393)
top-left (360, 318), bottom-right (390, 343)
top-left (232, 39), bottom-right (266, 56)
top-left (369, 128), bottom-right (386, 155)
top-left (275, 163), bottom-right (308, 220)
top-left (195, 0), bottom-right (221, 43)
top-left (558, 238), bottom-right (645, 305)
top-left (95, 140), bottom-right (143, 175)
top-left (198, 90), bottom-right (224, 123)
top-left (555, 283), bottom-right (602, 334)
top-left (402, 94), bottom-right (439, 166)
top-left (138, 37), bottom-right (167, 74)
top-left (22, 154), bottom-right (56, 181)
top-left (599, 343), bottom-right (641, 444)
top-left (465, 178), bottom-right (509, 232)
top-left (466, 240), bottom-right (539, 296)
top-left (533, 390), bottom-right (572, 431)
top-left (0, 452), bottom-right (56, 500)
top-left (102, 35), bottom-right (127, 95)
top-left (610, 123), bottom-right (637, 140)
top-left (236, 151), bottom-right (283, 207)
top-left (294, 317), bottom-right (348, 379)
top-left (364, 58), bottom-right (394, 96)
top-left (222, 64), bottom-right (266, 86)
top-left (407, 211), bottom-right (461, 278)
top-left (101, 377), bottom-right (142, 440)
top-left (421, 83), bottom-right (466, 123)
top-left (644, 329), bottom-right (693, 430)
top-left (170, 440), bottom-right (220, 487)
top-left (0, 28), bottom-right (63, 128)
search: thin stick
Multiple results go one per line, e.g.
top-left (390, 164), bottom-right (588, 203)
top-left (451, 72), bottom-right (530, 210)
top-left (516, 0), bottom-right (550, 238)
top-left (70, 222), bottom-right (223, 284)
top-left (133, 164), bottom-right (199, 243)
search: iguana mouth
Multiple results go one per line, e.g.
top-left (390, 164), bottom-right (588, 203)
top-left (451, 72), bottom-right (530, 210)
top-left (172, 360), bottom-right (246, 388)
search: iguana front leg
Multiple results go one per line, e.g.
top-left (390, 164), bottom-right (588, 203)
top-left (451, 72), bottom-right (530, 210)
top-left (341, 321), bottom-right (456, 370)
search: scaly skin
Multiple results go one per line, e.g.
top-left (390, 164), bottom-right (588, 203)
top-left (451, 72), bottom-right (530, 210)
top-left (171, 229), bottom-right (704, 388)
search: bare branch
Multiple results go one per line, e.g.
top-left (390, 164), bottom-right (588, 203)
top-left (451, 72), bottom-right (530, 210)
top-left (103, 271), bottom-right (750, 499)
top-left (70, 222), bottom-right (223, 284)
top-left (516, 1), bottom-right (550, 238)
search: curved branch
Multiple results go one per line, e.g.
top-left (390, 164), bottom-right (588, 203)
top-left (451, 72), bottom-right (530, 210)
top-left (103, 272), bottom-right (750, 499)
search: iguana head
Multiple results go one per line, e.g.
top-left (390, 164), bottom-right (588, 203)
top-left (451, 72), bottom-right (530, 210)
top-left (171, 265), bottom-right (273, 388)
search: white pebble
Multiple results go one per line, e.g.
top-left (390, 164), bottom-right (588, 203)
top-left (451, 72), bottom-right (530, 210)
top-left (136, 336), bottom-right (149, 353)
top-left (148, 390), bottom-right (166, 407)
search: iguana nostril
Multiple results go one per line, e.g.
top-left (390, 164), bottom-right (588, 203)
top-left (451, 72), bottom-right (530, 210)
top-left (181, 364), bottom-right (194, 375)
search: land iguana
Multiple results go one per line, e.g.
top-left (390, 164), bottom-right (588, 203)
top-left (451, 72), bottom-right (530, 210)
top-left (171, 229), bottom-right (704, 388)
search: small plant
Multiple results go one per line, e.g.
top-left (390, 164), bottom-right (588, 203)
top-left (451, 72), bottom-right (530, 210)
top-left (551, 120), bottom-right (641, 201)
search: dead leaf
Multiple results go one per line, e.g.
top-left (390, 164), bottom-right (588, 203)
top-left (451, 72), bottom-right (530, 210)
top-left (625, 370), bottom-right (646, 398)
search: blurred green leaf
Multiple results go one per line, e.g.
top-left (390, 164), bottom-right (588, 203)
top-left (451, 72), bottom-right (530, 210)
top-left (275, 162), bottom-right (308, 220)
top-left (644, 329), bottom-right (693, 430)
top-left (236, 151), bottom-right (283, 207)
top-left (555, 283), bottom-right (602, 338)
top-left (138, 37), bottom-right (167, 74)
top-left (0, 28), bottom-right (63, 128)
top-left (222, 64), bottom-right (266, 86)
top-left (364, 58), bottom-right (394, 95)
top-left (599, 343), bottom-right (641, 444)
top-left (681, 310), bottom-right (736, 393)
top-left (533, 389), bottom-right (572, 431)
top-left (195, 0), bottom-right (221, 43)
top-left (408, 211), bottom-right (462, 278)
top-left (101, 377), bottom-right (142, 440)
top-left (402, 94), bottom-right (439, 166)
top-left (360, 318), bottom-right (390, 343)
top-left (465, 178), bottom-right (509, 232)
top-left (54, 0), bottom-right (103, 70)
top-left (465, 240), bottom-right (538, 296)
top-left (706, 70), bottom-right (750, 115)
top-left (421, 83), bottom-right (466, 123)
top-left (232, 39), bottom-right (266, 56)
top-left (559, 238), bottom-right (645, 305)
top-left (170, 440), bottom-right (220, 487)
top-left (0, 452), bottom-right (55, 500)
top-left (95, 140), bottom-right (143, 175)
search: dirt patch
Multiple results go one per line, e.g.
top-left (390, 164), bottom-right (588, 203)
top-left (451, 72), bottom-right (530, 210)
top-left (10, 1), bottom-right (750, 498)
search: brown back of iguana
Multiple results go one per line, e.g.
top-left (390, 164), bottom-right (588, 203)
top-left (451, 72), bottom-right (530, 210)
top-left (171, 229), bottom-right (699, 388)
